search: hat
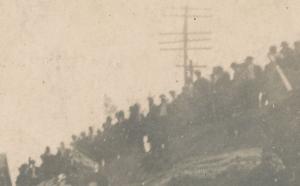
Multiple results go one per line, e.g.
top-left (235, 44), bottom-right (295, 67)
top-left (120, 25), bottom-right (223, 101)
top-left (106, 116), bottom-right (112, 122)
top-left (169, 90), bottom-right (176, 95)
top-left (245, 56), bottom-right (253, 61)
top-left (294, 41), bottom-right (300, 47)
top-left (269, 45), bottom-right (277, 53)
top-left (245, 56), bottom-right (254, 65)
top-left (213, 66), bottom-right (223, 74)
top-left (281, 41), bottom-right (289, 47)
top-left (160, 94), bottom-right (166, 99)
top-left (194, 70), bottom-right (201, 76)
top-left (230, 62), bottom-right (238, 68)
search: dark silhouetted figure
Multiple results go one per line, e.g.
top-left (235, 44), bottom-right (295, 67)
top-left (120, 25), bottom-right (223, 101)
top-left (102, 117), bottom-right (112, 131)
top-left (159, 94), bottom-right (168, 118)
top-left (27, 158), bottom-right (40, 185)
top-left (279, 41), bottom-right (295, 68)
top-left (211, 66), bottom-right (231, 121)
top-left (236, 57), bottom-right (262, 111)
top-left (40, 146), bottom-right (56, 180)
top-left (101, 116), bottom-right (114, 162)
top-left (245, 56), bottom-right (263, 108)
top-left (56, 142), bottom-right (71, 174)
top-left (293, 41), bottom-right (300, 69)
top-left (193, 70), bottom-right (211, 123)
top-left (88, 127), bottom-right (94, 140)
top-left (70, 135), bottom-right (78, 149)
top-left (169, 90), bottom-right (177, 101)
top-left (16, 164), bottom-right (30, 186)
top-left (147, 97), bottom-right (159, 119)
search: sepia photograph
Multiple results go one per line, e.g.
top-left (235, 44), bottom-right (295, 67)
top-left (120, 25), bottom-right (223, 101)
top-left (0, 0), bottom-right (300, 185)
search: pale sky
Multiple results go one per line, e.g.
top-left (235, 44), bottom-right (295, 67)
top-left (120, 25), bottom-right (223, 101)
top-left (1, 0), bottom-right (300, 183)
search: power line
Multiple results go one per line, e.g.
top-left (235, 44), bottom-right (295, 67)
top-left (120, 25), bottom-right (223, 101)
top-left (163, 14), bottom-right (213, 18)
top-left (160, 5), bottom-right (213, 85)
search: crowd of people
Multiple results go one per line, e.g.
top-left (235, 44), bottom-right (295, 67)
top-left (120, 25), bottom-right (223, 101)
top-left (16, 143), bottom-right (73, 186)
top-left (16, 40), bottom-right (300, 186)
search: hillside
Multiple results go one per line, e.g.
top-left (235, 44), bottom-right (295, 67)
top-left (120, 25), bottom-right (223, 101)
top-left (17, 42), bottom-right (300, 186)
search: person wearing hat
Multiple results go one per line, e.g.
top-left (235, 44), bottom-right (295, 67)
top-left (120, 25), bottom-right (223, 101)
top-left (244, 56), bottom-right (256, 80)
top-left (231, 62), bottom-right (242, 82)
top-left (192, 70), bottom-right (211, 123)
top-left (194, 70), bottom-right (210, 95)
top-left (280, 41), bottom-right (294, 59)
top-left (210, 66), bottom-right (231, 121)
top-left (147, 97), bottom-right (158, 119)
top-left (230, 61), bottom-right (246, 113)
top-left (27, 158), bottom-right (40, 185)
top-left (169, 90), bottom-right (177, 101)
top-left (159, 94), bottom-right (168, 117)
top-left (243, 56), bottom-right (263, 110)
top-left (280, 41), bottom-right (295, 68)
top-left (16, 164), bottom-right (30, 186)
top-left (293, 41), bottom-right (300, 69)
top-left (102, 116), bottom-right (112, 131)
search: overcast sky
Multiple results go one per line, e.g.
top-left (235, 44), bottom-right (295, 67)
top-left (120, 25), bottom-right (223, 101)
top-left (1, 0), bottom-right (300, 183)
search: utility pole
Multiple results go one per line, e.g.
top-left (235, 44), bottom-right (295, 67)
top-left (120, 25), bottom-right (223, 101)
top-left (160, 5), bottom-right (212, 85)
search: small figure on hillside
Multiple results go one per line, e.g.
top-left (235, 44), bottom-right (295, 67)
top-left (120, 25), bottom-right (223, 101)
top-left (279, 41), bottom-right (295, 68)
top-left (159, 94), bottom-right (168, 117)
top-left (102, 116), bottom-right (112, 131)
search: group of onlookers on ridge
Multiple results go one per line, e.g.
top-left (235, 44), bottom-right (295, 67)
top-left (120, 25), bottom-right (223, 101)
top-left (16, 41), bottom-right (300, 186)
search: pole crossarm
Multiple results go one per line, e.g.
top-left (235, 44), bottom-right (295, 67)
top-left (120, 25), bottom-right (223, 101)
top-left (160, 5), bottom-right (212, 85)
top-left (176, 64), bottom-right (207, 68)
top-left (160, 47), bottom-right (212, 51)
top-left (163, 14), bottom-right (213, 18)
top-left (164, 7), bottom-right (212, 11)
top-left (180, 7), bottom-right (212, 11)
top-left (160, 32), bottom-right (212, 35)
top-left (159, 38), bottom-right (211, 44)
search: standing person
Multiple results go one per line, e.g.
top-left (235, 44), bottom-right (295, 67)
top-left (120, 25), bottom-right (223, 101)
top-left (193, 70), bottom-right (211, 123)
top-left (231, 62), bottom-right (246, 112)
top-left (194, 71), bottom-right (210, 97)
top-left (147, 97), bottom-right (159, 120)
top-left (27, 159), bottom-right (40, 186)
top-left (168, 91), bottom-right (179, 116)
top-left (0, 154), bottom-right (12, 186)
top-left (102, 116), bottom-right (114, 162)
top-left (244, 56), bottom-right (263, 109)
top-left (56, 142), bottom-right (71, 174)
top-left (159, 94), bottom-right (168, 118)
top-left (293, 41), bottom-right (300, 69)
top-left (70, 135), bottom-right (78, 148)
top-left (88, 127), bottom-right (94, 141)
top-left (266, 45), bottom-right (293, 103)
top-left (279, 41), bottom-right (295, 68)
top-left (102, 116), bottom-right (112, 132)
top-left (211, 66), bottom-right (231, 121)
top-left (16, 164), bottom-right (30, 186)
top-left (40, 146), bottom-right (56, 179)
top-left (169, 90), bottom-right (177, 102)
top-left (127, 104), bottom-right (143, 149)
